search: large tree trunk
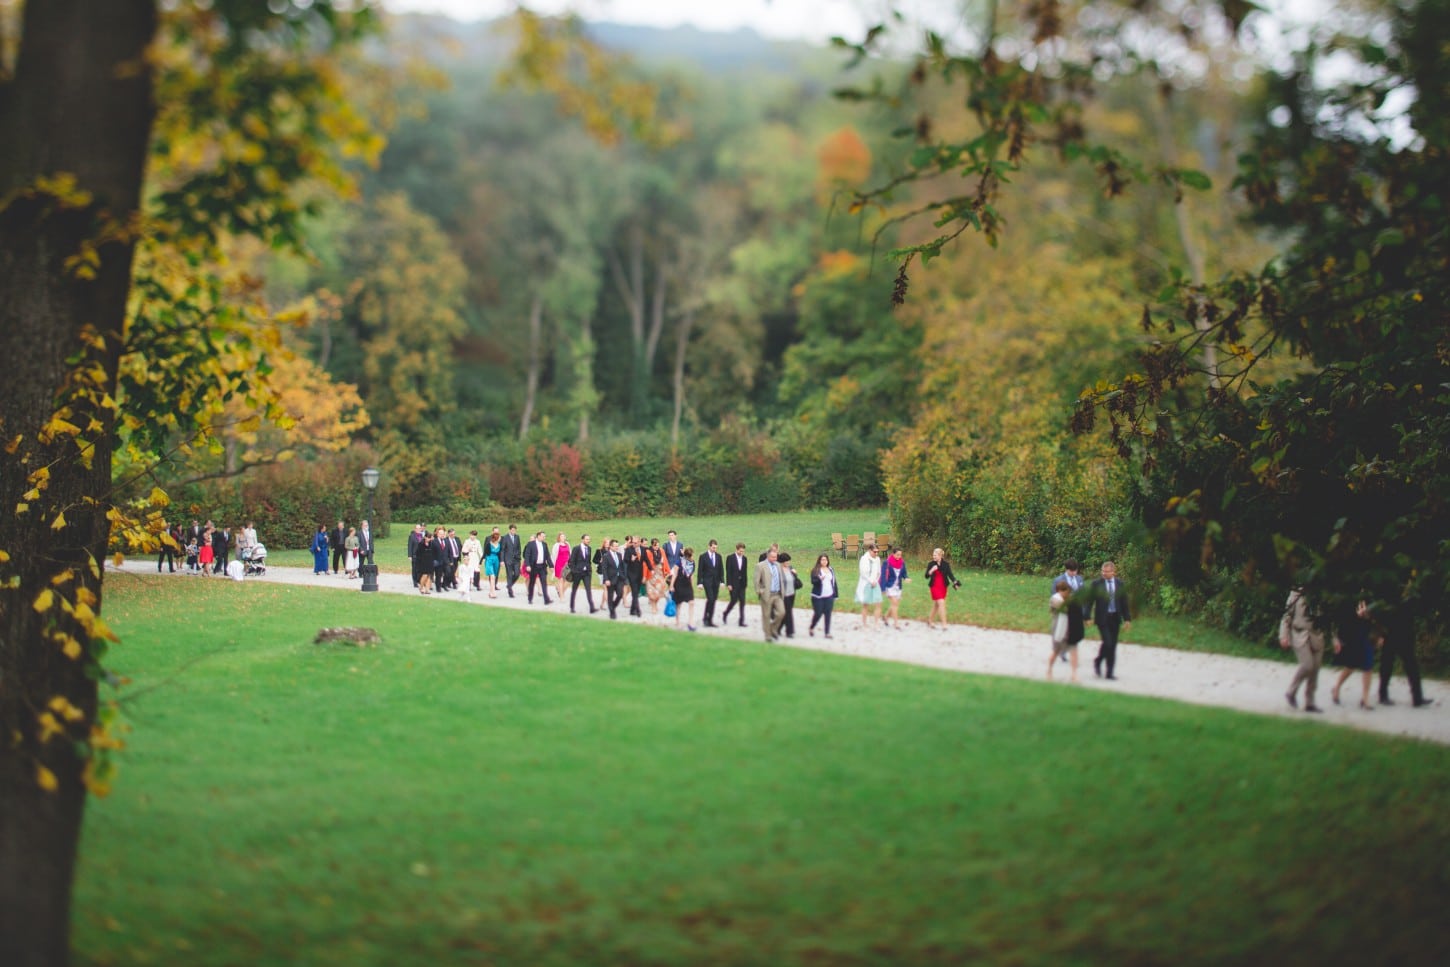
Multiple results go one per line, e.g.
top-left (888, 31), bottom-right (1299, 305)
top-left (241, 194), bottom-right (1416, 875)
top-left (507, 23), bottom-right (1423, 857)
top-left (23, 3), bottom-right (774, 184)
top-left (670, 309), bottom-right (696, 450)
top-left (518, 292), bottom-right (544, 439)
top-left (1151, 78), bottom-right (1219, 388)
top-left (0, 3), bottom-right (158, 966)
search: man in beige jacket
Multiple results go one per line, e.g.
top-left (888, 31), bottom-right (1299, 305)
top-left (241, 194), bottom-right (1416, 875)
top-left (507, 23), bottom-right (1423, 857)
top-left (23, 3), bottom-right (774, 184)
top-left (1280, 587), bottom-right (1327, 713)
top-left (754, 547), bottom-right (788, 642)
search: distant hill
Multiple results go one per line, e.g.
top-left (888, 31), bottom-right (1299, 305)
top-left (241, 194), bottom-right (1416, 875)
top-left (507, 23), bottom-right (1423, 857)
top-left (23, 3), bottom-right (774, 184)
top-left (382, 12), bottom-right (833, 76)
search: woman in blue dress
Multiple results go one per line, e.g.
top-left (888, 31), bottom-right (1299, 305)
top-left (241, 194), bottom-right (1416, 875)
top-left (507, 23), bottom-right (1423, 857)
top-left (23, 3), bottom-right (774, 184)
top-left (483, 531), bottom-right (503, 598)
top-left (310, 525), bottom-right (329, 575)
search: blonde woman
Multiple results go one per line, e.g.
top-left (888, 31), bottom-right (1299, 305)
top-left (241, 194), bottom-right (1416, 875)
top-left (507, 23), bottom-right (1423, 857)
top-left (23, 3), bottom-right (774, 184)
top-left (923, 547), bottom-right (962, 630)
top-left (552, 531), bottom-right (572, 601)
top-left (856, 543), bottom-right (883, 629)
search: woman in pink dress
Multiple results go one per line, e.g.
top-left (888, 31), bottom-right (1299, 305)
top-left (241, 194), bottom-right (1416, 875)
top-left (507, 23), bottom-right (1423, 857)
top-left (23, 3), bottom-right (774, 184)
top-left (552, 532), bottom-right (571, 600)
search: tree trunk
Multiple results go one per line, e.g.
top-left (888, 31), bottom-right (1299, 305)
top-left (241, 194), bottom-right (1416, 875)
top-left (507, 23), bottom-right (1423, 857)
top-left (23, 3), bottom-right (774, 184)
top-left (1151, 77), bottom-right (1219, 388)
top-left (670, 309), bottom-right (696, 450)
top-left (518, 292), bottom-right (544, 439)
top-left (0, 4), bottom-right (158, 966)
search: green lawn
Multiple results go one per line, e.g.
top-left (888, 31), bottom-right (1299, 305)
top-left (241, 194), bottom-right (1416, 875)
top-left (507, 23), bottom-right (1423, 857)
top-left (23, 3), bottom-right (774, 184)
top-left (74, 573), bottom-right (1450, 966)
top-left (257, 509), bottom-right (1267, 660)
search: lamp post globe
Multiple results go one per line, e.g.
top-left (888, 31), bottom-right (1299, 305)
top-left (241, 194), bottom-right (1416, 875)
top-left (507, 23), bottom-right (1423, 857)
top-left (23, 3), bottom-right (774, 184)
top-left (360, 467), bottom-right (380, 592)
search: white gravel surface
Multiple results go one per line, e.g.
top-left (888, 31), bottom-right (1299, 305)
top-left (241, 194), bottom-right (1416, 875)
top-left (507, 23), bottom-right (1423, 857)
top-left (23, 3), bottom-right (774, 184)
top-left (119, 561), bottom-right (1449, 746)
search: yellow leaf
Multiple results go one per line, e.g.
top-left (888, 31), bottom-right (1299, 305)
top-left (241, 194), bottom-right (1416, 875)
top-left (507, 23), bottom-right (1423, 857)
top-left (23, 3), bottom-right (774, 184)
top-left (62, 637), bottom-right (84, 660)
top-left (3, 434), bottom-right (21, 454)
top-left (51, 510), bottom-right (67, 531)
top-left (148, 487), bottom-right (170, 508)
top-left (38, 712), bottom-right (65, 743)
top-left (111, 552), bottom-right (125, 570)
top-left (48, 697), bottom-right (85, 722)
top-left (27, 466), bottom-right (50, 485)
top-left (36, 765), bottom-right (59, 793)
top-left (50, 570), bottom-right (76, 587)
top-left (0, 549), bottom-right (9, 564)
top-left (32, 588), bottom-right (54, 613)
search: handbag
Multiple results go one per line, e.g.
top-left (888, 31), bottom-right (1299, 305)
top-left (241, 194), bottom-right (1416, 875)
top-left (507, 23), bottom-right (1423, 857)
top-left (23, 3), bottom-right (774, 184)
top-left (664, 594), bottom-right (677, 618)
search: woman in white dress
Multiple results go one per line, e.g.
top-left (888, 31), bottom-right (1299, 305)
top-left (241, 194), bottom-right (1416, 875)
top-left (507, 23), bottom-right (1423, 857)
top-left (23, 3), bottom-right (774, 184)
top-left (856, 543), bottom-right (883, 629)
top-left (344, 527), bottom-right (361, 578)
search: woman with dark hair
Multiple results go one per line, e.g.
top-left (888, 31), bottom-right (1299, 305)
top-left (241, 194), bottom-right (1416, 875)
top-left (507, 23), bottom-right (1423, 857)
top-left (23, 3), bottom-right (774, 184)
top-left (809, 553), bottom-right (839, 638)
top-left (880, 546), bottom-right (908, 629)
top-left (670, 547), bottom-right (698, 631)
top-left (309, 525), bottom-right (329, 576)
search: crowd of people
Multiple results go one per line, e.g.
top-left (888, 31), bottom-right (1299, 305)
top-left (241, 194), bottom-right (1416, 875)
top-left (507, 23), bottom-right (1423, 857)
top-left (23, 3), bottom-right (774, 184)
top-left (391, 525), bottom-right (974, 642)
top-left (156, 519), bottom-right (263, 577)
top-left (159, 516), bottom-right (1432, 710)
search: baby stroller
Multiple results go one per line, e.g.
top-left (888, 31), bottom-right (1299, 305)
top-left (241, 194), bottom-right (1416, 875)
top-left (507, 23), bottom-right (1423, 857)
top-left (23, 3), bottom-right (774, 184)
top-left (242, 542), bottom-right (267, 576)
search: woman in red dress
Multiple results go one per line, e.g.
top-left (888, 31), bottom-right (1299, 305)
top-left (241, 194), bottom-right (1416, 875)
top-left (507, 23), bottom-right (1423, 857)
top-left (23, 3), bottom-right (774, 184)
top-left (923, 547), bottom-right (961, 630)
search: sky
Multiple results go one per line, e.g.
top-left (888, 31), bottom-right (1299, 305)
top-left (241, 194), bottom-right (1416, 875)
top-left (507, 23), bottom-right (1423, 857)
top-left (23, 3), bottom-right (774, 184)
top-left (382, 0), bottom-right (887, 43)
top-left (383, 1), bottom-right (1329, 49)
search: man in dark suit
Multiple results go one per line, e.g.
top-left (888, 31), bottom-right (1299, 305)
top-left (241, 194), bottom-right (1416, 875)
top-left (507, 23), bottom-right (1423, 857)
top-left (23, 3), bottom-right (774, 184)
top-left (500, 524), bottom-right (522, 598)
top-left (406, 523), bottom-right (427, 588)
top-left (211, 526), bottom-right (229, 575)
top-left (358, 520), bottom-right (374, 565)
top-left (329, 519), bottom-right (346, 575)
top-left (1088, 561), bottom-right (1132, 680)
top-left (722, 542), bottom-right (749, 628)
top-left (601, 539), bottom-right (625, 619)
top-left (523, 530), bottom-right (552, 604)
top-left (442, 528), bottom-right (462, 592)
top-left (663, 530), bottom-right (683, 571)
top-left (623, 535), bottom-right (645, 617)
top-left (697, 539), bottom-right (724, 627)
top-left (569, 534), bottom-right (597, 614)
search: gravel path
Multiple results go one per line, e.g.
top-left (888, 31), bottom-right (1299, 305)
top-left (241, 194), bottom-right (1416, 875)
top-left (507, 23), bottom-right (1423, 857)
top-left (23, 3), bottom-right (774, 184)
top-left (121, 561), bottom-right (1448, 746)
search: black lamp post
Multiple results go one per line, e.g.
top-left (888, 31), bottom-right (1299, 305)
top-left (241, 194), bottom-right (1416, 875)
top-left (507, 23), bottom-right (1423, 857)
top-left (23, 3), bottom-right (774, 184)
top-left (359, 467), bottom-right (380, 592)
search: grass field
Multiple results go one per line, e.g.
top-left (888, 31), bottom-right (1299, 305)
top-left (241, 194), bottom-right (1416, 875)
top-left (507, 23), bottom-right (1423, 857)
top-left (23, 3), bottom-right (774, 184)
top-left (73, 573), bottom-right (1450, 966)
top-left (255, 509), bottom-right (1265, 660)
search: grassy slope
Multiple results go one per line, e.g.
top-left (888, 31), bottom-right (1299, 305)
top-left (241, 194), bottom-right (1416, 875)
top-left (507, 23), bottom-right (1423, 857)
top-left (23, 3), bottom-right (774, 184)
top-left (74, 574), bottom-right (1450, 966)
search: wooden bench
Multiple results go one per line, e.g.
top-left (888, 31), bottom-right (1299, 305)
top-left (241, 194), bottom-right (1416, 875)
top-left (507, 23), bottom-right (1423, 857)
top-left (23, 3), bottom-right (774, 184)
top-left (846, 534), bottom-right (860, 557)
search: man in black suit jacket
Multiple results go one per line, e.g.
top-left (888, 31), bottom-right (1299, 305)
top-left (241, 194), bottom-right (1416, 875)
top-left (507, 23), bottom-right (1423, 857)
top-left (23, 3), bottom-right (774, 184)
top-left (1088, 561), bottom-right (1132, 680)
top-left (623, 536), bottom-right (645, 617)
top-left (329, 520), bottom-right (346, 575)
top-left (722, 542), bottom-right (749, 628)
top-left (697, 539), bottom-right (725, 627)
top-left (523, 530), bottom-right (552, 604)
top-left (600, 540), bottom-right (625, 619)
top-left (406, 523), bottom-right (427, 588)
top-left (569, 534), bottom-right (597, 614)
top-left (500, 524), bottom-right (522, 597)
top-left (358, 521), bottom-right (374, 564)
top-left (211, 526), bottom-right (229, 575)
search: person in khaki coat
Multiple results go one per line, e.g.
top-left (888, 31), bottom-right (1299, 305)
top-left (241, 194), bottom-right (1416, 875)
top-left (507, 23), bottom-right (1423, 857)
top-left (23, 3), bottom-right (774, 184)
top-left (754, 547), bottom-right (788, 642)
top-left (1280, 587), bottom-right (1327, 713)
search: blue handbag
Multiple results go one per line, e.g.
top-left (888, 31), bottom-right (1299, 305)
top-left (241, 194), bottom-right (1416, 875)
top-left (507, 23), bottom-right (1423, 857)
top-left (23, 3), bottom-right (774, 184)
top-left (664, 594), bottom-right (676, 618)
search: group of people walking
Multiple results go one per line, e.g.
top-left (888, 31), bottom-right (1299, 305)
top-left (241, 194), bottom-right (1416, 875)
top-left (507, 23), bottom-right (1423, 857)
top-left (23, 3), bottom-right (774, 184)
top-left (1278, 587), bottom-right (1431, 713)
top-left (395, 525), bottom-right (974, 641)
top-left (1045, 559), bottom-right (1132, 683)
top-left (313, 519), bottom-right (375, 579)
top-left (157, 519), bottom-right (260, 577)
